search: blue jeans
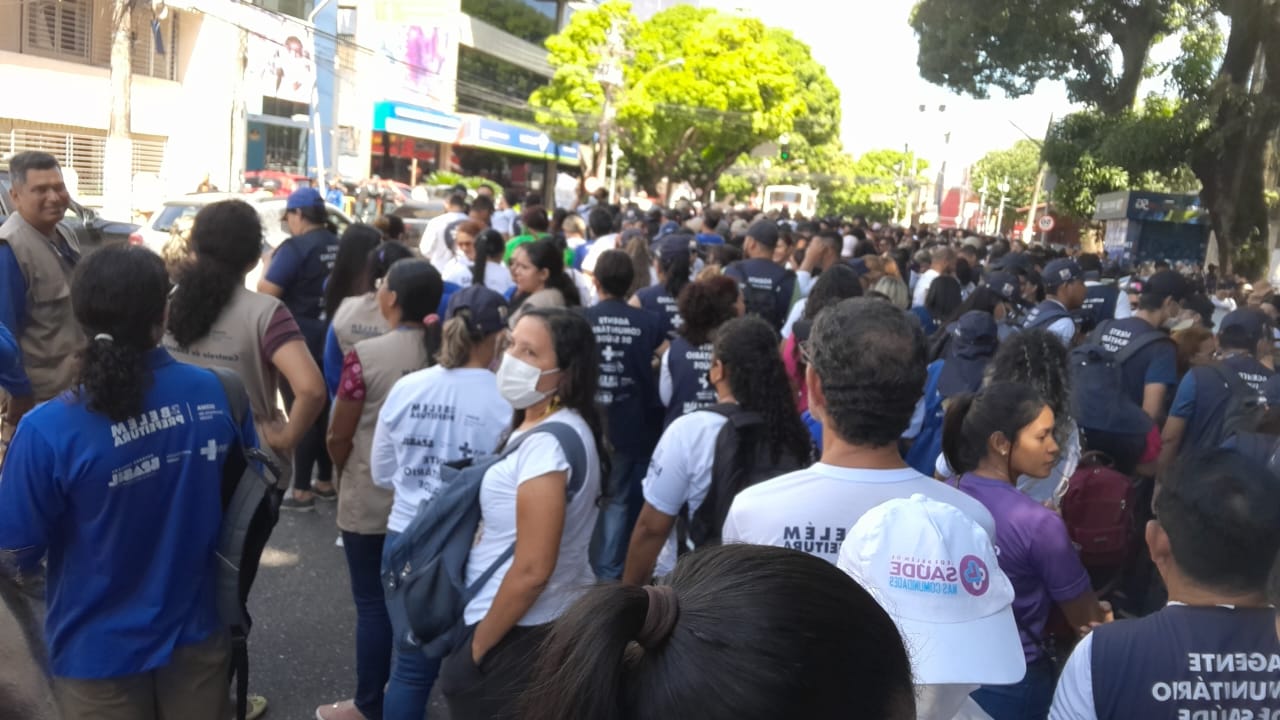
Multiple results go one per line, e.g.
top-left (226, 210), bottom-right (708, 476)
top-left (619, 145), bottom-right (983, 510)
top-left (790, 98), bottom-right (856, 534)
top-left (381, 530), bottom-right (443, 720)
top-left (343, 531), bottom-right (392, 720)
top-left (971, 656), bottom-right (1055, 720)
top-left (589, 451), bottom-right (649, 579)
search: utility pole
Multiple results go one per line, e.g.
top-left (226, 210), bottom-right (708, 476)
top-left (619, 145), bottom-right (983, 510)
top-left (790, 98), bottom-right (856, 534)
top-left (996, 176), bottom-right (1010, 235)
top-left (1023, 113), bottom-right (1054, 244)
top-left (103, 0), bottom-right (135, 219)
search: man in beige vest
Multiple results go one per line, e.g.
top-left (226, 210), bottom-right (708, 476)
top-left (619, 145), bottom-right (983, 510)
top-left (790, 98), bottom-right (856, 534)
top-left (0, 151), bottom-right (84, 455)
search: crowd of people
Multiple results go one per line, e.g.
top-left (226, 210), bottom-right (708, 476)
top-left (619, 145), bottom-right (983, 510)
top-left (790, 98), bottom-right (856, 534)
top-left (3, 148), bottom-right (1280, 720)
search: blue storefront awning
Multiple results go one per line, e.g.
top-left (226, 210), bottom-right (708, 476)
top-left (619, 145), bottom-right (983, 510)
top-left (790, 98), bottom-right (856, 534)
top-left (458, 115), bottom-right (580, 165)
top-left (372, 102), bottom-right (465, 145)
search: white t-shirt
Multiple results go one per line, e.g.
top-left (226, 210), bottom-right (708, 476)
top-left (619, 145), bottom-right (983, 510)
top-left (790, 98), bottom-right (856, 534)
top-left (421, 211), bottom-right (468, 267)
top-left (441, 256), bottom-right (474, 288)
top-left (371, 366), bottom-right (512, 533)
top-left (781, 298), bottom-right (807, 340)
top-left (642, 411), bottom-right (729, 576)
top-left (482, 261), bottom-right (515, 297)
top-left (581, 233), bottom-right (619, 274)
top-left (722, 464), bottom-right (997, 564)
top-left (913, 268), bottom-right (940, 308)
top-left (1049, 632), bottom-right (1096, 720)
top-left (463, 409), bottom-right (602, 626)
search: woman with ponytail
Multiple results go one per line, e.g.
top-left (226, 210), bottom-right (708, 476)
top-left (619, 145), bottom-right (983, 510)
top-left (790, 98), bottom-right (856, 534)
top-left (165, 199), bottom-right (325, 501)
top-left (318, 258), bottom-right (444, 720)
top-left (942, 382), bottom-right (1107, 720)
top-left (324, 241), bottom-right (414, 396)
top-left (527, 544), bottom-right (916, 720)
top-left (472, 228), bottom-right (514, 297)
top-left (631, 233), bottom-right (693, 340)
top-left (623, 315), bottom-right (812, 583)
top-left (368, 285), bottom-right (513, 719)
top-left (0, 246), bottom-right (255, 720)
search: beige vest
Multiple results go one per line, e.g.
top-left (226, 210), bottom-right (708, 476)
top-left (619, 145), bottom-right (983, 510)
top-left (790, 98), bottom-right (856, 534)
top-left (0, 214), bottom-right (84, 401)
top-left (162, 286), bottom-right (294, 488)
top-left (331, 293), bottom-right (387, 356)
top-left (338, 327), bottom-right (430, 534)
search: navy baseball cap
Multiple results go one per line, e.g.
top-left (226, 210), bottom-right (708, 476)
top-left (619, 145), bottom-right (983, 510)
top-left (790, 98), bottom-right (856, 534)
top-left (992, 252), bottom-right (1034, 276)
top-left (845, 257), bottom-right (870, 278)
top-left (1143, 270), bottom-right (1191, 303)
top-left (982, 271), bottom-right (1020, 303)
top-left (746, 220), bottom-right (781, 249)
top-left (446, 285), bottom-right (509, 337)
top-left (286, 186), bottom-right (325, 211)
top-left (937, 311), bottom-right (999, 397)
top-left (1042, 258), bottom-right (1083, 289)
top-left (654, 234), bottom-right (693, 263)
top-left (1219, 308), bottom-right (1271, 347)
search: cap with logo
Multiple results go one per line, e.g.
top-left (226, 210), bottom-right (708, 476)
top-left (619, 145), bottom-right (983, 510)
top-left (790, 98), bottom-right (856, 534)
top-left (1041, 258), bottom-right (1083, 289)
top-left (445, 284), bottom-right (509, 337)
top-left (285, 186), bottom-right (325, 211)
top-left (837, 494), bottom-right (1025, 686)
top-left (981, 271), bottom-right (1020, 303)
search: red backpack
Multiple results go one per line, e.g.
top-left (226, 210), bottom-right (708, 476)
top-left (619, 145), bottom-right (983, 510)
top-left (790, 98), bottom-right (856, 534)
top-left (1059, 451), bottom-right (1136, 569)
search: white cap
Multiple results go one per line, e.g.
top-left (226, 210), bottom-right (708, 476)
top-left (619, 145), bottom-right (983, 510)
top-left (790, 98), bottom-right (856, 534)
top-left (837, 494), bottom-right (1025, 686)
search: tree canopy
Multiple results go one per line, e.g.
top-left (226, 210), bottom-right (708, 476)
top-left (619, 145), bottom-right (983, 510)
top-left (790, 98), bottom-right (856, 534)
top-left (972, 140), bottom-right (1042, 213)
top-left (529, 1), bottom-right (839, 198)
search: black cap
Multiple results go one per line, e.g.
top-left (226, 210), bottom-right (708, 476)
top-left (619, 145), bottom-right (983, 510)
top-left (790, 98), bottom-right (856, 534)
top-left (1143, 270), bottom-right (1190, 303)
top-left (746, 220), bottom-right (780, 249)
top-left (1219, 308), bottom-right (1271, 347)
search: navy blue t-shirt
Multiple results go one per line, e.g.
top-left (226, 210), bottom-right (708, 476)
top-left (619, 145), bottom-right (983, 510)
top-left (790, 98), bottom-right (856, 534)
top-left (1094, 317), bottom-right (1177, 407)
top-left (634, 283), bottom-right (681, 340)
top-left (585, 299), bottom-right (663, 453)
top-left (1169, 353), bottom-right (1272, 453)
top-left (266, 227), bottom-right (339, 354)
top-left (665, 336), bottom-right (716, 427)
top-left (0, 349), bottom-right (255, 679)
top-left (725, 258), bottom-right (794, 331)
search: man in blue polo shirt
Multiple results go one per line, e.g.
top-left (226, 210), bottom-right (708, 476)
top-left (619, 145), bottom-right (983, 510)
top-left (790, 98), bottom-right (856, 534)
top-left (1159, 308), bottom-right (1274, 472)
top-left (1050, 449), bottom-right (1280, 720)
top-left (1090, 269), bottom-right (1187, 422)
top-left (584, 249), bottom-right (663, 580)
top-left (724, 220), bottom-right (796, 332)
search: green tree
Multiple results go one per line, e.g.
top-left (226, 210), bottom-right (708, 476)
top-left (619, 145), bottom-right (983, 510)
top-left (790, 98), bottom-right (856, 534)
top-left (818, 149), bottom-right (929, 221)
top-left (530, 2), bottom-right (830, 199)
top-left (973, 140), bottom-right (1042, 212)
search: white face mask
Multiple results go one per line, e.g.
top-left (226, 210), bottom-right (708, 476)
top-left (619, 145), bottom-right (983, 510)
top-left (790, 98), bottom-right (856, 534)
top-left (496, 352), bottom-right (559, 410)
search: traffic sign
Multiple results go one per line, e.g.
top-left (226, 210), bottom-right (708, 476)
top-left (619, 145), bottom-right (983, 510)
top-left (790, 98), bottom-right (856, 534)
top-left (1037, 215), bottom-right (1056, 232)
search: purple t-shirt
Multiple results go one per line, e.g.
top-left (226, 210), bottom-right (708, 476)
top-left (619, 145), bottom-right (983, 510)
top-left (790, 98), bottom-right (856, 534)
top-left (957, 473), bottom-right (1092, 662)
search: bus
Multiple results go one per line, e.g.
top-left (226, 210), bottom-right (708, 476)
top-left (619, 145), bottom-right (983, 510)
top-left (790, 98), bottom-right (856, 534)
top-left (762, 184), bottom-right (819, 218)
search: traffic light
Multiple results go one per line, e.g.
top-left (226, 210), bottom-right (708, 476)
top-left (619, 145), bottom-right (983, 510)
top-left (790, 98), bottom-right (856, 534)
top-left (779, 144), bottom-right (791, 161)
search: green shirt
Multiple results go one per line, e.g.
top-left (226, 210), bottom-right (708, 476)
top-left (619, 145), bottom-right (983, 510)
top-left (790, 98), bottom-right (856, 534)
top-left (503, 233), bottom-right (574, 268)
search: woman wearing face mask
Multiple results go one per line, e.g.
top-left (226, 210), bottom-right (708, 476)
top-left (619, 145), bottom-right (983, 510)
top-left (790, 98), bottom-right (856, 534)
top-left (507, 239), bottom-right (582, 327)
top-left (473, 228), bottom-right (515, 298)
top-left (942, 382), bottom-right (1108, 720)
top-left (317, 259), bottom-right (444, 720)
top-left (442, 220), bottom-right (485, 289)
top-left (439, 307), bottom-right (604, 720)
top-left (367, 285), bottom-right (513, 720)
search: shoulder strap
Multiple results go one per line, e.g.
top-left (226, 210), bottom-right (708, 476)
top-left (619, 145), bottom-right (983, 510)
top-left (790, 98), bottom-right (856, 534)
top-left (209, 367), bottom-right (249, 427)
top-left (1086, 319), bottom-right (1113, 346)
top-left (1112, 330), bottom-right (1170, 366)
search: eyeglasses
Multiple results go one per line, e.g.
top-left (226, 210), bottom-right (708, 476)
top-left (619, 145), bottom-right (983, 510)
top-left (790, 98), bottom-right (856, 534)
top-left (799, 340), bottom-right (813, 365)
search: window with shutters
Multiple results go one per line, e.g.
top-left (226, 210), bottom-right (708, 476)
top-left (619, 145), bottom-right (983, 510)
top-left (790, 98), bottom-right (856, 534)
top-left (25, 0), bottom-right (92, 61)
top-left (88, 2), bottom-right (179, 80)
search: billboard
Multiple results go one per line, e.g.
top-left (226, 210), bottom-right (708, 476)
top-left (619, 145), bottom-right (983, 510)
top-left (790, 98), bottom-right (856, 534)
top-left (370, 5), bottom-right (460, 111)
top-left (244, 10), bottom-right (316, 105)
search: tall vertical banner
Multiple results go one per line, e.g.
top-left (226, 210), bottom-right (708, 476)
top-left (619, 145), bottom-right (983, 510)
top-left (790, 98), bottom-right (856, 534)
top-left (371, 3), bottom-right (460, 111)
top-left (243, 9), bottom-right (316, 106)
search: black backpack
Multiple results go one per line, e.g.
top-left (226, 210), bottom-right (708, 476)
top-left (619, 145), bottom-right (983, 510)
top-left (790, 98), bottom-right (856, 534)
top-left (677, 404), bottom-right (807, 552)
top-left (732, 264), bottom-right (793, 331)
top-left (1200, 364), bottom-right (1267, 448)
top-left (210, 369), bottom-right (283, 720)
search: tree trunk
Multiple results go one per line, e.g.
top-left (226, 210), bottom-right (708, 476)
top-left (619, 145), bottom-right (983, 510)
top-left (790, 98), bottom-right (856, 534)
top-left (102, 0), bottom-right (134, 219)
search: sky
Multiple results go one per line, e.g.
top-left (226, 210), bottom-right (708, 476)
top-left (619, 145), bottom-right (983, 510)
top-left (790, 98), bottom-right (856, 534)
top-left (701, 0), bottom-right (1080, 169)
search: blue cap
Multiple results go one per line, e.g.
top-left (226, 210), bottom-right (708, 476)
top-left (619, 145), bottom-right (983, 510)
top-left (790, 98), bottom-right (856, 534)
top-left (1219, 308), bottom-right (1271, 347)
top-left (1042, 258), bottom-right (1083, 289)
top-left (286, 186), bottom-right (325, 211)
top-left (845, 257), bottom-right (870, 278)
top-left (654, 234), bottom-right (693, 263)
top-left (446, 285), bottom-right (509, 337)
top-left (937, 311), bottom-right (998, 397)
top-left (982, 271), bottom-right (1020, 302)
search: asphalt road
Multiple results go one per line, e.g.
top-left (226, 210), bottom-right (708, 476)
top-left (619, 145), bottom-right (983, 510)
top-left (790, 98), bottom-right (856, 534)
top-left (248, 499), bottom-right (451, 720)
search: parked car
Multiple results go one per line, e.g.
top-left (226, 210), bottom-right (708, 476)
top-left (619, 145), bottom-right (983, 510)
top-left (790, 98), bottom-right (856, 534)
top-left (139, 192), bottom-right (352, 255)
top-left (0, 161), bottom-right (141, 253)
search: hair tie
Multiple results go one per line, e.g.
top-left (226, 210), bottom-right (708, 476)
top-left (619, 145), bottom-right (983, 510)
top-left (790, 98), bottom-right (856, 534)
top-left (423, 313), bottom-right (440, 326)
top-left (636, 584), bottom-right (680, 651)
top-left (93, 333), bottom-right (114, 343)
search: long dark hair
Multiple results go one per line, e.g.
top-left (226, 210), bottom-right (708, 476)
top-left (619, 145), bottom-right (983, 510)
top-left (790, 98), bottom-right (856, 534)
top-left (72, 246), bottom-right (169, 421)
top-left (941, 382), bottom-right (1047, 476)
top-left (714, 317), bottom-right (812, 465)
top-left (473, 228), bottom-right (506, 288)
top-left (324, 223), bottom-right (382, 316)
top-left (512, 307), bottom-right (607, 476)
top-left (513, 238), bottom-right (581, 309)
top-left (925, 274), bottom-right (964, 325)
top-left (167, 200), bottom-right (262, 347)
top-left (366, 241), bottom-right (413, 288)
top-left (658, 236), bottom-right (693, 300)
top-left (384, 259), bottom-right (443, 364)
top-left (677, 276), bottom-right (740, 346)
top-left (523, 544), bottom-right (916, 720)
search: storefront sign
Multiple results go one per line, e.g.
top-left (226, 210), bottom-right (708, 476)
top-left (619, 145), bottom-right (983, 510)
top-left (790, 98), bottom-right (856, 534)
top-left (372, 102), bottom-right (463, 144)
top-left (459, 115), bottom-right (580, 164)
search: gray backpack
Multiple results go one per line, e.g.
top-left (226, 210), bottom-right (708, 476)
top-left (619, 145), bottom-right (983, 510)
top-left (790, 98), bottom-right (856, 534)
top-left (383, 421), bottom-right (588, 658)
